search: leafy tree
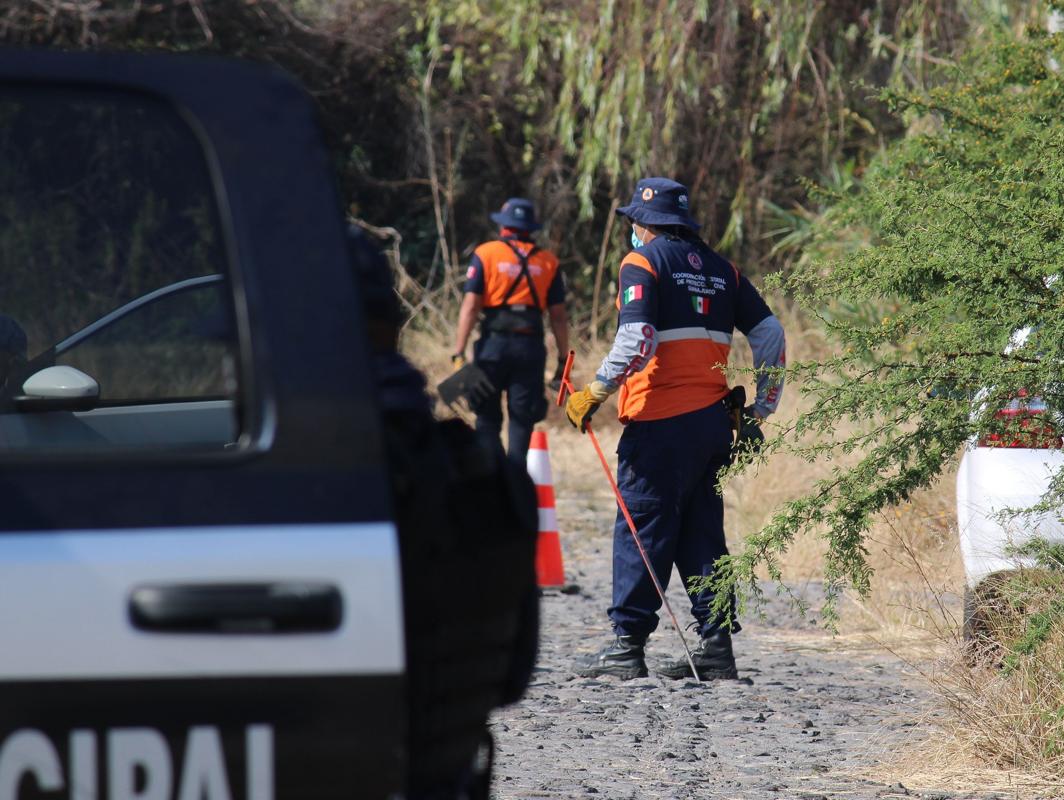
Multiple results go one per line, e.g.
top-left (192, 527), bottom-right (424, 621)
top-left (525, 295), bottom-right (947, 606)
top-left (409, 0), bottom-right (975, 282)
top-left (710, 10), bottom-right (1064, 622)
top-left (0, 0), bottom-right (1009, 336)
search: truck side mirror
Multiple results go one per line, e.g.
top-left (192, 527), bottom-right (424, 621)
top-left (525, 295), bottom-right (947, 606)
top-left (14, 366), bottom-right (100, 412)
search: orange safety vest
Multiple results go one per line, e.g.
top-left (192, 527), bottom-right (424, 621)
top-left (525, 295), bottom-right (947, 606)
top-left (475, 239), bottom-right (560, 311)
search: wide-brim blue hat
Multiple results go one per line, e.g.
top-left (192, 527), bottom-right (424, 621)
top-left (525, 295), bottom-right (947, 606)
top-left (490, 197), bottom-right (542, 231)
top-left (616, 177), bottom-right (700, 230)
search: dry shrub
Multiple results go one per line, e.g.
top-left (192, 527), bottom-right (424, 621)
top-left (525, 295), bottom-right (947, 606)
top-left (936, 564), bottom-right (1064, 776)
top-left (862, 557), bottom-right (1064, 789)
top-left (871, 734), bottom-right (1064, 799)
top-left (939, 638), bottom-right (1064, 775)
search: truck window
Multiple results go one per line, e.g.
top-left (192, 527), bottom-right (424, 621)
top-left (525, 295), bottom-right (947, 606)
top-left (0, 86), bottom-right (241, 452)
top-left (54, 277), bottom-right (233, 404)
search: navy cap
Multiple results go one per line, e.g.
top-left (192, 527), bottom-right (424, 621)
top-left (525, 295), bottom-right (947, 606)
top-left (616, 177), bottom-right (700, 230)
top-left (490, 197), bottom-right (542, 232)
top-left (0, 314), bottom-right (27, 358)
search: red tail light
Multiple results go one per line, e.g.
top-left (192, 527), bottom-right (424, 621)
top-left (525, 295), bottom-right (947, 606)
top-left (978, 397), bottom-right (1062, 449)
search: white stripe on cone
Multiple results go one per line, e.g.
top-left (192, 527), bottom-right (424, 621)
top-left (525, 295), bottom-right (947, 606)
top-left (537, 507), bottom-right (557, 534)
top-left (527, 431), bottom-right (566, 587)
top-left (527, 449), bottom-right (553, 487)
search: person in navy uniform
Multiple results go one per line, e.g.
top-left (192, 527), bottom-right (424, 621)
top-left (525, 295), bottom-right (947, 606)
top-left (565, 177), bottom-right (786, 681)
top-left (349, 225), bottom-right (538, 798)
top-left (453, 197), bottom-right (569, 467)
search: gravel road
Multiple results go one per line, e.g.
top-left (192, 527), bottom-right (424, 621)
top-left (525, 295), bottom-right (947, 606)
top-left (488, 488), bottom-right (1004, 800)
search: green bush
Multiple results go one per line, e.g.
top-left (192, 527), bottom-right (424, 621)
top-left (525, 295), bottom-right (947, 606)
top-left (707, 10), bottom-right (1064, 623)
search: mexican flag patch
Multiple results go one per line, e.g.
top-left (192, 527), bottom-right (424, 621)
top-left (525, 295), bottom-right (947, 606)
top-left (623, 285), bottom-right (643, 304)
top-left (692, 295), bottom-right (710, 314)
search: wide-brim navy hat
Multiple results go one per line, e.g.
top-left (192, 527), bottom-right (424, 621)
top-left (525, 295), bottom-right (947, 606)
top-left (490, 197), bottom-right (542, 231)
top-left (616, 177), bottom-right (700, 230)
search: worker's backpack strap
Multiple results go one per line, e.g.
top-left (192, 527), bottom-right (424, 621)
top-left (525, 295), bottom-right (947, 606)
top-left (499, 238), bottom-right (542, 310)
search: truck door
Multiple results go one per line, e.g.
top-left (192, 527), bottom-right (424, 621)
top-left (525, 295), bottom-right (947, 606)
top-left (0, 51), bottom-right (404, 798)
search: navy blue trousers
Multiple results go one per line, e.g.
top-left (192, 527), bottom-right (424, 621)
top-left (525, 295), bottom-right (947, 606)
top-left (608, 400), bottom-right (739, 639)
top-left (472, 333), bottom-right (547, 469)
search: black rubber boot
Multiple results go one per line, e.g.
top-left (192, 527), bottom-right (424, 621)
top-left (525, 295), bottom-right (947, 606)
top-left (573, 635), bottom-right (648, 679)
top-left (655, 630), bottom-right (739, 680)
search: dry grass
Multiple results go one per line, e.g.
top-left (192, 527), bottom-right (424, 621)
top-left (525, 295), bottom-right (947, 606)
top-left (854, 603), bottom-right (1063, 793)
top-left (869, 742), bottom-right (1064, 799)
top-left (944, 569), bottom-right (1064, 769)
top-left (938, 650), bottom-right (1064, 773)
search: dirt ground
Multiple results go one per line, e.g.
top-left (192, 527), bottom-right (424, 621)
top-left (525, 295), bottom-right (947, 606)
top-left (488, 485), bottom-right (1025, 800)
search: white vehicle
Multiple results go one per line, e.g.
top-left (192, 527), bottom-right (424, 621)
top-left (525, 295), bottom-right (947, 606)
top-left (956, 393), bottom-right (1064, 637)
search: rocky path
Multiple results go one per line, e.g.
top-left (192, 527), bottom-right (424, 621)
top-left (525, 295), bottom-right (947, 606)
top-left (488, 490), bottom-right (997, 800)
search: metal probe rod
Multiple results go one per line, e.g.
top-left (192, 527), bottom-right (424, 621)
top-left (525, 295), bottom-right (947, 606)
top-left (557, 350), bottom-right (701, 683)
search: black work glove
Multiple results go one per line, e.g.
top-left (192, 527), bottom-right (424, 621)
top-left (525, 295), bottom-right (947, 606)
top-left (731, 405), bottom-right (765, 463)
top-left (548, 356), bottom-right (566, 393)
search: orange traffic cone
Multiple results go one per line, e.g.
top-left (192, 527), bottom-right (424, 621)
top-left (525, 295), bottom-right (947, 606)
top-left (526, 430), bottom-right (566, 588)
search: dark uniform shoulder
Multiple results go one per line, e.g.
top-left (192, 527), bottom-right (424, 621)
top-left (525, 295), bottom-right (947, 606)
top-left (693, 241), bottom-right (738, 286)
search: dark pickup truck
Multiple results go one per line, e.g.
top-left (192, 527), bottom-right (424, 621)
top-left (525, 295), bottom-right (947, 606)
top-left (0, 50), bottom-right (536, 799)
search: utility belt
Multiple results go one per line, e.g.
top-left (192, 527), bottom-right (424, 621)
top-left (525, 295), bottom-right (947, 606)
top-left (480, 305), bottom-right (543, 336)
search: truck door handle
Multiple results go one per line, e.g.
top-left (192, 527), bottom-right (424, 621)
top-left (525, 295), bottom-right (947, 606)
top-left (129, 582), bottom-right (343, 633)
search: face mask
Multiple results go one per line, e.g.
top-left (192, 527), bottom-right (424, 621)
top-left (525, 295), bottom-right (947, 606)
top-left (631, 229), bottom-right (644, 249)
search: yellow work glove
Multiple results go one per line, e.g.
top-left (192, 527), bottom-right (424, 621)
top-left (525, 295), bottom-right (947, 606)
top-left (565, 380), bottom-right (610, 433)
top-left (451, 353), bottom-right (467, 372)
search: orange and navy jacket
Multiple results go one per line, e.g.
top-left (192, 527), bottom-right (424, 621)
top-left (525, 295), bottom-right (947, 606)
top-left (463, 235), bottom-right (564, 311)
top-left (596, 233), bottom-right (785, 423)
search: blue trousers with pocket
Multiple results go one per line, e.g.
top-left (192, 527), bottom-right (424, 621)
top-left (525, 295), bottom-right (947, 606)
top-left (472, 332), bottom-right (548, 469)
top-left (608, 399), bottom-right (740, 640)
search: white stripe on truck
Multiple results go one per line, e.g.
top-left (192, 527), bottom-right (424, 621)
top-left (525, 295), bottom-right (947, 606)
top-left (0, 523), bottom-right (403, 680)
